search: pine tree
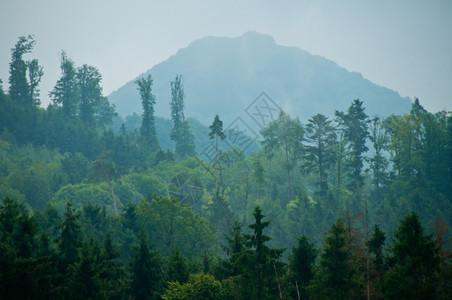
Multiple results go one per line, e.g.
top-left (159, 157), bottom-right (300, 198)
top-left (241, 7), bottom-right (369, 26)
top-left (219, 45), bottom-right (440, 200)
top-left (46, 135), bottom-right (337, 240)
top-left (288, 235), bottom-right (317, 299)
top-left (303, 113), bottom-right (337, 201)
top-left (335, 99), bottom-right (369, 192)
top-left (209, 114), bottom-right (226, 191)
top-left (239, 206), bottom-right (284, 299)
top-left (130, 232), bottom-right (163, 300)
top-left (384, 212), bottom-right (441, 299)
top-left (56, 202), bottom-right (82, 269)
top-left (310, 218), bottom-right (353, 299)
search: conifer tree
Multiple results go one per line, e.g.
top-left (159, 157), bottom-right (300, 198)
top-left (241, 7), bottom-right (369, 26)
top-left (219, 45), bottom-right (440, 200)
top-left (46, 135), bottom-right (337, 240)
top-left (384, 212), bottom-right (441, 299)
top-left (310, 218), bottom-right (353, 299)
top-left (288, 235), bottom-right (317, 299)
top-left (130, 232), bottom-right (163, 300)
top-left (56, 202), bottom-right (82, 269)
top-left (335, 99), bottom-right (369, 192)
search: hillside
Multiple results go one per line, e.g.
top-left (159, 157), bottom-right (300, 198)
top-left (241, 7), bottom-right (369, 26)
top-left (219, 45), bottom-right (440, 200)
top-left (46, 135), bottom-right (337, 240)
top-left (108, 31), bottom-right (412, 125)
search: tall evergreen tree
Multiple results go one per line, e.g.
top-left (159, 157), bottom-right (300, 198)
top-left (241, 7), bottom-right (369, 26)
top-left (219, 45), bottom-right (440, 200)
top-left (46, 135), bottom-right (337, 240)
top-left (170, 75), bottom-right (195, 158)
top-left (335, 99), bottom-right (369, 191)
top-left (384, 212), bottom-right (441, 299)
top-left (209, 114), bottom-right (226, 191)
top-left (288, 235), bottom-right (317, 299)
top-left (303, 113), bottom-right (337, 201)
top-left (56, 202), bottom-right (82, 269)
top-left (239, 206), bottom-right (284, 300)
top-left (130, 232), bottom-right (163, 300)
top-left (310, 218), bottom-right (354, 299)
top-left (136, 75), bottom-right (159, 150)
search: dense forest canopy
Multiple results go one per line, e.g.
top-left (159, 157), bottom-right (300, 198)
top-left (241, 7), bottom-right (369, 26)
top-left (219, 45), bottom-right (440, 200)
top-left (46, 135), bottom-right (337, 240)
top-left (0, 35), bottom-right (451, 299)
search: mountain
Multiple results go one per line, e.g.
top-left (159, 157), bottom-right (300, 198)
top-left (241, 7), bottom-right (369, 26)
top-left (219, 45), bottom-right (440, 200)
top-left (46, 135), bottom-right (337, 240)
top-left (108, 31), bottom-right (412, 126)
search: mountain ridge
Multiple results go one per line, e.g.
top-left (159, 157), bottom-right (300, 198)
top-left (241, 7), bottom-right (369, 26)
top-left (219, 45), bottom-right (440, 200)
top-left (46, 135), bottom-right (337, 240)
top-left (108, 31), bottom-right (412, 125)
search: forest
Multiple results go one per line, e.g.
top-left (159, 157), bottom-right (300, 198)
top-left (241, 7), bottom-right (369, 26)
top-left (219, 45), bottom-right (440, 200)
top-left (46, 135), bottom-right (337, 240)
top-left (0, 35), bottom-right (451, 299)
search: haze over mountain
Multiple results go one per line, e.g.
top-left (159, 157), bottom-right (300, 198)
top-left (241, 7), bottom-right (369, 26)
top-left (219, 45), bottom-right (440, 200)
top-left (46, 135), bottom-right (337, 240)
top-left (109, 32), bottom-right (412, 125)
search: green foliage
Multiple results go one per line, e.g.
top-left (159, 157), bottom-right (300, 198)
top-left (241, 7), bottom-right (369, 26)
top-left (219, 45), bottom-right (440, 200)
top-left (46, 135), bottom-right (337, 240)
top-left (136, 195), bottom-right (216, 257)
top-left (130, 232), bottom-right (164, 300)
top-left (287, 236), bottom-right (317, 299)
top-left (335, 99), bottom-right (369, 191)
top-left (384, 212), bottom-right (441, 299)
top-left (136, 74), bottom-right (159, 150)
top-left (50, 51), bottom-right (79, 118)
top-left (9, 35), bottom-right (35, 104)
top-left (261, 111), bottom-right (304, 203)
top-left (162, 273), bottom-right (231, 300)
top-left (170, 75), bottom-right (196, 158)
top-left (310, 218), bottom-right (354, 299)
top-left (56, 202), bottom-right (82, 267)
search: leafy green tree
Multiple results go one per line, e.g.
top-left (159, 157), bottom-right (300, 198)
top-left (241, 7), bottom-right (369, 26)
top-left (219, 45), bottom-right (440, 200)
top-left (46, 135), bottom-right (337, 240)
top-left (310, 218), bottom-right (353, 299)
top-left (170, 75), bottom-right (195, 158)
top-left (287, 235), bottom-right (317, 299)
top-left (136, 75), bottom-right (159, 149)
top-left (303, 113), bottom-right (337, 201)
top-left (9, 35), bottom-right (35, 104)
top-left (50, 51), bottom-right (79, 117)
top-left (130, 232), bottom-right (164, 300)
top-left (261, 111), bottom-right (304, 203)
top-left (77, 64), bottom-right (103, 125)
top-left (162, 273), bottom-right (231, 300)
top-left (384, 212), bottom-right (441, 299)
top-left (136, 195), bottom-right (216, 258)
top-left (92, 151), bottom-right (122, 216)
top-left (26, 58), bottom-right (44, 107)
top-left (335, 99), bottom-right (369, 191)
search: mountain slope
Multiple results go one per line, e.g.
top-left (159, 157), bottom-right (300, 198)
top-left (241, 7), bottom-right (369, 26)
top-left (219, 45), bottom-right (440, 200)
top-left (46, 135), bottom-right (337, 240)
top-left (108, 31), bottom-right (411, 125)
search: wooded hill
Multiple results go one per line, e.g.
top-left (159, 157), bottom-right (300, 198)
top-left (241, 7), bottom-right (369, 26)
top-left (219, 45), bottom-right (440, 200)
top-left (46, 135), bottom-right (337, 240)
top-left (0, 35), bottom-right (451, 299)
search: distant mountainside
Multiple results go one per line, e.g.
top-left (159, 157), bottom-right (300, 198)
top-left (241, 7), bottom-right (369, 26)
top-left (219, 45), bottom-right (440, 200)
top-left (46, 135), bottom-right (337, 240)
top-left (108, 31), bottom-right (411, 126)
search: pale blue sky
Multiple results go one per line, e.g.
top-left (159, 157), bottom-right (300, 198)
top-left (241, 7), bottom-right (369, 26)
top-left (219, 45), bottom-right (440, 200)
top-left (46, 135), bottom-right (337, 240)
top-left (1, 0), bottom-right (451, 112)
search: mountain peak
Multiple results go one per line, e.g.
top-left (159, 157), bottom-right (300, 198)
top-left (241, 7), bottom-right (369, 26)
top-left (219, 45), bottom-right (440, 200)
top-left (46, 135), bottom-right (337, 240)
top-left (108, 32), bottom-right (411, 124)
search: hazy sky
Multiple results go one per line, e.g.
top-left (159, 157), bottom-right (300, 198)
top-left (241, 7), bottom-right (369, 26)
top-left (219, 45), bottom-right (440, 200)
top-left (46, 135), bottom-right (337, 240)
top-left (1, 0), bottom-right (451, 112)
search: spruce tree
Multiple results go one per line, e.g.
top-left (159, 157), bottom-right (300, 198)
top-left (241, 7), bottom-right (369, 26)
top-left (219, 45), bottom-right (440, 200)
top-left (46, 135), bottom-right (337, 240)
top-left (384, 212), bottom-right (441, 299)
top-left (310, 218), bottom-right (353, 299)
top-left (335, 99), bottom-right (369, 192)
top-left (130, 232), bottom-right (163, 300)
